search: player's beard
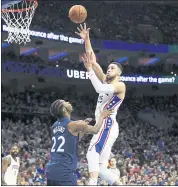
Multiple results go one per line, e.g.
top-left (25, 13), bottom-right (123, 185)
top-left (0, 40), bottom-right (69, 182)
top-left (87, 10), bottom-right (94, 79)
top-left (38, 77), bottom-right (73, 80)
top-left (11, 152), bottom-right (18, 158)
top-left (106, 75), bottom-right (115, 82)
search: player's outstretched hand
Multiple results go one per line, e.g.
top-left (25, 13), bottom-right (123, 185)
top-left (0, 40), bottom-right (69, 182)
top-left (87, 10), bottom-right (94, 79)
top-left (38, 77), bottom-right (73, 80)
top-left (101, 109), bottom-right (114, 119)
top-left (81, 52), bottom-right (93, 71)
top-left (75, 23), bottom-right (90, 40)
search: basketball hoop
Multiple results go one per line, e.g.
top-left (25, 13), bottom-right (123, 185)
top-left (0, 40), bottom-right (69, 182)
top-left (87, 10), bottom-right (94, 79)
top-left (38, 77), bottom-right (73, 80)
top-left (1, 0), bottom-right (38, 44)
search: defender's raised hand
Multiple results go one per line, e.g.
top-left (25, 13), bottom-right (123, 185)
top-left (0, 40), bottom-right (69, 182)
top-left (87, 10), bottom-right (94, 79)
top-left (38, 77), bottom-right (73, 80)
top-left (75, 23), bottom-right (90, 40)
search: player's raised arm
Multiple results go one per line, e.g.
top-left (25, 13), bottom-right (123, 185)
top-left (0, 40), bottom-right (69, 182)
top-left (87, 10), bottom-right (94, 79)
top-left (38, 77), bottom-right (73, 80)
top-left (75, 23), bottom-right (106, 82)
top-left (1, 157), bottom-right (11, 185)
top-left (81, 53), bottom-right (126, 94)
top-left (68, 109), bottom-right (113, 134)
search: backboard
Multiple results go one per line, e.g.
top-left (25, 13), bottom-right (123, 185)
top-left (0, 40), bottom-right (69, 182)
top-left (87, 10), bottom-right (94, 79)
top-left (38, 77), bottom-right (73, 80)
top-left (2, 0), bottom-right (23, 9)
top-left (1, 0), bottom-right (38, 44)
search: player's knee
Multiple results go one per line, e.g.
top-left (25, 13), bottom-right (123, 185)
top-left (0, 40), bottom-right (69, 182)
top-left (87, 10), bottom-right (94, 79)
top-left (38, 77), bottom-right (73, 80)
top-left (86, 149), bottom-right (100, 173)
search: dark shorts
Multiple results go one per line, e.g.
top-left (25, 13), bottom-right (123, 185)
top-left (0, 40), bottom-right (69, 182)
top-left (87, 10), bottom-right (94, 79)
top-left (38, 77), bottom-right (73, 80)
top-left (47, 178), bottom-right (77, 186)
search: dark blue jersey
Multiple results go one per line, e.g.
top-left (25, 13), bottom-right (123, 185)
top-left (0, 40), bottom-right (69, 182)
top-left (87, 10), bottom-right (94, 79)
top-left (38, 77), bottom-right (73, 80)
top-left (46, 117), bottom-right (79, 181)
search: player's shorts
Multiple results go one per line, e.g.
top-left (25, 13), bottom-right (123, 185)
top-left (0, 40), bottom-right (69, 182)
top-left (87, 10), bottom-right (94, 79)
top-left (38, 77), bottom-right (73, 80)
top-left (87, 117), bottom-right (119, 171)
top-left (46, 164), bottom-right (77, 186)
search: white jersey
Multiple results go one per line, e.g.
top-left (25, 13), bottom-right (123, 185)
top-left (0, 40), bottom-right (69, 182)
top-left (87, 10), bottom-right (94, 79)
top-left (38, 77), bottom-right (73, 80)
top-left (4, 155), bottom-right (20, 185)
top-left (95, 92), bottom-right (123, 123)
top-left (89, 92), bottom-right (123, 153)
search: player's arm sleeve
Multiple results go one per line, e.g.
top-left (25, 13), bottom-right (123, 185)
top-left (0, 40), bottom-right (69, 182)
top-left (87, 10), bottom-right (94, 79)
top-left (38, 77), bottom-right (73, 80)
top-left (89, 70), bottom-right (115, 94)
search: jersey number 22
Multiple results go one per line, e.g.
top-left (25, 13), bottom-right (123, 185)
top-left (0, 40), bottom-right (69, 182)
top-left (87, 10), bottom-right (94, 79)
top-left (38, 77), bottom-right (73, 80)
top-left (51, 136), bottom-right (65, 152)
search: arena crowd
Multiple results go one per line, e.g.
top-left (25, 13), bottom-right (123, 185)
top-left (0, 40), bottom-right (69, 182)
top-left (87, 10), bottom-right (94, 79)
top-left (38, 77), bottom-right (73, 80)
top-left (31, 2), bottom-right (178, 44)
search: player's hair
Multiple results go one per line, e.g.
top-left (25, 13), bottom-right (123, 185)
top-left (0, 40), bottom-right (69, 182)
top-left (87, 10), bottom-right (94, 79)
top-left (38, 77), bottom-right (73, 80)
top-left (50, 99), bottom-right (65, 119)
top-left (110, 62), bottom-right (123, 74)
top-left (11, 143), bottom-right (19, 150)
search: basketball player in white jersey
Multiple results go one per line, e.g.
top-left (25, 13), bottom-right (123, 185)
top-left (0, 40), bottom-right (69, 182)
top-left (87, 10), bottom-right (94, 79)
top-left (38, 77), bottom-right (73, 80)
top-left (2, 144), bottom-right (20, 185)
top-left (76, 23), bottom-right (126, 185)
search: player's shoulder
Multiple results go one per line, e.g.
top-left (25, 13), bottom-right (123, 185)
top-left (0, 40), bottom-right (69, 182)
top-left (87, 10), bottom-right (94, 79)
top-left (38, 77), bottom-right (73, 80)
top-left (3, 154), bottom-right (11, 159)
top-left (2, 155), bottom-right (11, 164)
top-left (116, 81), bottom-right (125, 86)
top-left (112, 81), bottom-right (126, 91)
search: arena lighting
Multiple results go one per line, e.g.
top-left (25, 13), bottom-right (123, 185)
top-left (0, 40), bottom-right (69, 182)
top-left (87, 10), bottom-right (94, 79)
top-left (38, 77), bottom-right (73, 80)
top-left (171, 72), bottom-right (174, 74)
top-left (146, 57), bottom-right (160, 65)
top-left (49, 52), bottom-right (68, 61)
top-left (175, 74), bottom-right (177, 76)
top-left (117, 57), bottom-right (129, 63)
top-left (2, 42), bottom-right (9, 48)
top-left (20, 48), bottom-right (39, 56)
top-left (2, 61), bottom-right (178, 84)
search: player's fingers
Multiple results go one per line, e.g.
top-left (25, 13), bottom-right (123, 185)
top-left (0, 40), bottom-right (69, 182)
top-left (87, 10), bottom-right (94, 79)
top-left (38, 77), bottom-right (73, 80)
top-left (106, 109), bottom-right (114, 115)
top-left (75, 31), bottom-right (80, 36)
top-left (87, 28), bottom-right (91, 31)
top-left (84, 53), bottom-right (88, 60)
top-left (80, 24), bottom-right (84, 30)
top-left (77, 27), bottom-right (81, 32)
top-left (90, 52), bottom-right (93, 61)
top-left (81, 56), bottom-right (87, 63)
top-left (107, 110), bottom-right (113, 115)
top-left (87, 52), bottom-right (91, 60)
top-left (84, 23), bottom-right (86, 30)
top-left (84, 54), bottom-right (89, 63)
top-left (85, 52), bottom-right (90, 61)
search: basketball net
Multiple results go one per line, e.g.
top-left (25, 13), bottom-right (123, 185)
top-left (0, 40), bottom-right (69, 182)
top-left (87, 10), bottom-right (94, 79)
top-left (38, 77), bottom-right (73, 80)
top-left (1, 0), bottom-right (38, 44)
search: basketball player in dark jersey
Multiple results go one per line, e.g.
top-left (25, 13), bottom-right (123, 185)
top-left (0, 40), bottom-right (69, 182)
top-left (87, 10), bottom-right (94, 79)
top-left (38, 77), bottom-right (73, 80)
top-left (46, 99), bottom-right (113, 186)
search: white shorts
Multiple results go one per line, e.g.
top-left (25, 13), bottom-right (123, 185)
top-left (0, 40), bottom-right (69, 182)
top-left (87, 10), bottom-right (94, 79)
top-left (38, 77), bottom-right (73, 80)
top-left (87, 117), bottom-right (119, 171)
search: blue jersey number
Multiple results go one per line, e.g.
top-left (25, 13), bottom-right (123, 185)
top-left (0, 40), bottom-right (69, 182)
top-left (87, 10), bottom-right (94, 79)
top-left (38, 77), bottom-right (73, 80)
top-left (51, 136), bottom-right (65, 152)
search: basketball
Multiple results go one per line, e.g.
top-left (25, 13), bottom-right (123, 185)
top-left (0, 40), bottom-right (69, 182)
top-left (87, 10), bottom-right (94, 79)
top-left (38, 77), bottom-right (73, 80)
top-left (69, 5), bottom-right (87, 24)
